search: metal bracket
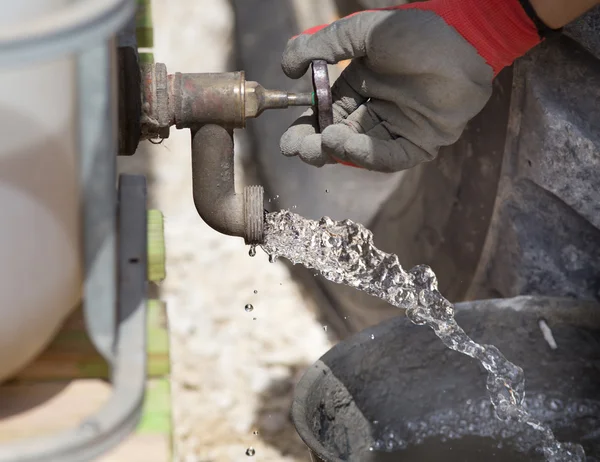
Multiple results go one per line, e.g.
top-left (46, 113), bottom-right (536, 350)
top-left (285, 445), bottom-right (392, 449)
top-left (0, 174), bottom-right (149, 462)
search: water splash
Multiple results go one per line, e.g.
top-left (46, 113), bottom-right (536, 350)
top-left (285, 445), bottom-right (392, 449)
top-left (261, 210), bottom-right (586, 462)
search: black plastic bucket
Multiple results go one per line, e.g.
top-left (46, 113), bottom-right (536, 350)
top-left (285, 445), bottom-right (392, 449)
top-left (291, 297), bottom-right (600, 462)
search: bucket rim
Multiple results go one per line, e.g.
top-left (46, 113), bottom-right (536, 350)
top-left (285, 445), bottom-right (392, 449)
top-left (291, 314), bottom-right (412, 462)
top-left (291, 358), bottom-right (348, 462)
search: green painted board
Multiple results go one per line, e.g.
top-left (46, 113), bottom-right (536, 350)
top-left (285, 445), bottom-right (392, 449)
top-left (136, 378), bottom-right (172, 435)
top-left (136, 0), bottom-right (154, 49)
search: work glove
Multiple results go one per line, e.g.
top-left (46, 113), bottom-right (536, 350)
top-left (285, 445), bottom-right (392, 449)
top-left (280, 0), bottom-right (543, 172)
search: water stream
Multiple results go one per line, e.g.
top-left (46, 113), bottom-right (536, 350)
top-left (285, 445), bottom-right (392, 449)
top-left (260, 210), bottom-right (586, 461)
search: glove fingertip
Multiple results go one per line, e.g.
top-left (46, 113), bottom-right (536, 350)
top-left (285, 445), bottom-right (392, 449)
top-left (296, 133), bottom-right (332, 167)
top-left (280, 119), bottom-right (317, 158)
top-left (342, 134), bottom-right (373, 163)
top-left (322, 124), bottom-right (356, 154)
top-left (323, 129), bottom-right (371, 169)
top-left (281, 36), bottom-right (315, 79)
top-left (303, 153), bottom-right (334, 168)
top-left (280, 130), bottom-right (298, 158)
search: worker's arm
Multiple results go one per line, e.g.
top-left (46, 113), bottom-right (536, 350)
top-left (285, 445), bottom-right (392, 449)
top-left (531, 0), bottom-right (599, 28)
top-left (280, 0), bottom-right (599, 172)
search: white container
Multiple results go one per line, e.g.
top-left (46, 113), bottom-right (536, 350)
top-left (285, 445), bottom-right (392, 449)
top-left (0, 0), bottom-right (135, 381)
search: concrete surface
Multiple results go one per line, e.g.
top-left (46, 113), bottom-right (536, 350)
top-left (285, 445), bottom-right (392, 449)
top-left (120, 0), bottom-right (333, 460)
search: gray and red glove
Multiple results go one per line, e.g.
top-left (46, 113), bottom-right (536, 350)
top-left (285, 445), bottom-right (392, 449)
top-left (280, 0), bottom-right (544, 171)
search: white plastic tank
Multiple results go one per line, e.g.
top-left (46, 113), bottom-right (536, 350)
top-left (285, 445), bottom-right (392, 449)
top-left (0, 0), bottom-right (134, 381)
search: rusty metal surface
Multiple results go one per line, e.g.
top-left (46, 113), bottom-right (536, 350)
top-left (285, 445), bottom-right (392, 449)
top-left (139, 63), bottom-right (272, 242)
top-left (172, 71), bottom-right (246, 128)
top-left (140, 62), bottom-right (171, 140)
top-left (139, 62), bottom-right (315, 138)
top-left (312, 60), bottom-right (333, 132)
top-left (245, 81), bottom-right (313, 119)
top-left (191, 124), bottom-right (264, 243)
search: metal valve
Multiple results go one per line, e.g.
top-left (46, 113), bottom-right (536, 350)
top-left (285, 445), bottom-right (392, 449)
top-left (117, 59), bottom-right (335, 246)
top-left (139, 60), bottom-right (332, 142)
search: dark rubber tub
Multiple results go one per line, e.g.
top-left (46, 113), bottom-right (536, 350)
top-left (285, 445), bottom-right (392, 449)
top-left (291, 296), bottom-right (600, 462)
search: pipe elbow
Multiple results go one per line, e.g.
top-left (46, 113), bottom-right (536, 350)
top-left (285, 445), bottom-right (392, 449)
top-left (191, 124), bottom-right (264, 244)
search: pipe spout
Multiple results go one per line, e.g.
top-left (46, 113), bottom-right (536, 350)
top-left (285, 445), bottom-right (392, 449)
top-left (191, 124), bottom-right (264, 244)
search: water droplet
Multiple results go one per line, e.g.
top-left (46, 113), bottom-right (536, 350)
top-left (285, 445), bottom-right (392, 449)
top-left (248, 246), bottom-right (256, 257)
top-left (292, 205), bottom-right (297, 209)
top-left (245, 304), bottom-right (254, 312)
top-left (323, 325), bottom-right (328, 332)
top-left (325, 189), bottom-right (329, 193)
top-left (253, 290), bottom-right (258, 294)
top-left (370, 334), bottom-right (375, 340)
top-left (253, 317), bottom-right (257, 320)
top-left (253, 430), bottom-right (259, 435)
top-left (246, 447), bottom-right (255, 456)
top-left (548, 398), bottom-right (563, 411)
top-left (275, 195), bottom-right (279, 199)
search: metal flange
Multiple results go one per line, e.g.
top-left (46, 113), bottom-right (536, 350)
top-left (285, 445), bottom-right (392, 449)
top-left (311, 60), bottom-right (333, 132)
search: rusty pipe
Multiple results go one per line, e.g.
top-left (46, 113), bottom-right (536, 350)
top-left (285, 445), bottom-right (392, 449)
top-left (172, 72), bottom-right (313, 128)
top-left (191, 124), bottom-right (264, 244)
top-left (173, 72), bottom-right (246, 129)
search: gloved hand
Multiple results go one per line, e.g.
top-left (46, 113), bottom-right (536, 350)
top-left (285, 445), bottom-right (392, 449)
top-left (280, 0), bottom-right (543, 172)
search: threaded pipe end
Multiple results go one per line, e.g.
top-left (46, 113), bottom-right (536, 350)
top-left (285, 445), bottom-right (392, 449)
top-left (244, 185), bottom-right (264, 244)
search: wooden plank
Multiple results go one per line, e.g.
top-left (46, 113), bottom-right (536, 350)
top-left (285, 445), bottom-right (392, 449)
top-left (0, 298), bottom-right (172, 460)
top-left (12, 301), bottom-right (170, 382)
top-left (0, 380), bottom-right (110, 442)
top-left (98, 433), bottom-right (170, 462)
top-left (102, 377), bottom-right (173, 462)
top-left (0, 378), bottom-right (172, 461)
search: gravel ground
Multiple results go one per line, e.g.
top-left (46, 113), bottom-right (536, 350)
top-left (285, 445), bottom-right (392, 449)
top-left (119, 1), bottom-right (334, 461)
